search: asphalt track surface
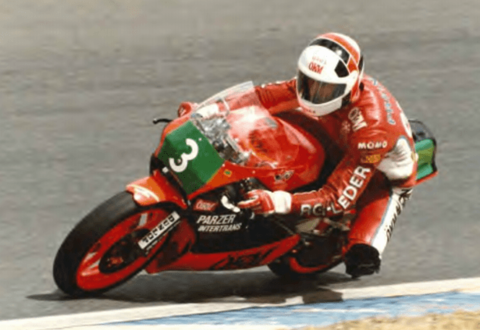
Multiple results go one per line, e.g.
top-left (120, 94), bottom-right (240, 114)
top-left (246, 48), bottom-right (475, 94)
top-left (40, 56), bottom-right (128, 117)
top-left (1, 0), bottom-right (479, 321)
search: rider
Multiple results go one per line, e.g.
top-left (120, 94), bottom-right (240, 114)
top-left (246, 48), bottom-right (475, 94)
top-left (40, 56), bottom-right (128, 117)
top-left (178, 32), bottom-right (417, 278)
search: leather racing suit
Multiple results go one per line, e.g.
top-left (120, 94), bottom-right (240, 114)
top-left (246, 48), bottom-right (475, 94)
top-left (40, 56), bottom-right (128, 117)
top-left (248, 74), bottom-right (418, 274)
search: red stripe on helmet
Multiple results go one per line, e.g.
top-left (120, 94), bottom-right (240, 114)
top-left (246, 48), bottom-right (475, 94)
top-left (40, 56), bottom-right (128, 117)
top-left (347, 58), bottom-right (358, 73)
top-left (322, 33), bottom-right (361, 65)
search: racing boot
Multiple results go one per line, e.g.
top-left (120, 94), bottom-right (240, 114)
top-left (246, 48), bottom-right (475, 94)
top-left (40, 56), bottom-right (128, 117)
top-left (344, 243), bottom-right (381, 278)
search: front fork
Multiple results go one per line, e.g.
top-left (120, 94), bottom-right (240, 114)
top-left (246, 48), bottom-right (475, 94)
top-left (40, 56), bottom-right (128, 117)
top-left (125, 173), bottom-right (193, 259)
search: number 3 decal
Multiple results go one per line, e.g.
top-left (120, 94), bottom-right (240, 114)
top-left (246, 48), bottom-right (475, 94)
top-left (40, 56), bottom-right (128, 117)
top-left (169, 139), bottom-right (199, 173)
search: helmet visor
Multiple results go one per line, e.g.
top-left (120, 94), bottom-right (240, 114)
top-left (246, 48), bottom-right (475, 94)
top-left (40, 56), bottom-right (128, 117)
top-left (297, 71), bottom-right (346, 104)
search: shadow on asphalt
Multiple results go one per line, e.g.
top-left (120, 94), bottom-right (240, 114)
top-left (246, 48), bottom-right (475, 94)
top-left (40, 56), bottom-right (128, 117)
top-left (27, 270), bottom-right (354, 305)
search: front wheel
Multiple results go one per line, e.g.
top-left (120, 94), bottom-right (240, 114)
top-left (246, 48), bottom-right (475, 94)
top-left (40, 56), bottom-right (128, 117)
top-left (53, 191), bottom-right (179, 296)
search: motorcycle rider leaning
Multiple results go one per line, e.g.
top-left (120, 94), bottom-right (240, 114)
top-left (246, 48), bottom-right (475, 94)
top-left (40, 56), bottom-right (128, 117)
top-left (178, 32), bottom-right (417, 278)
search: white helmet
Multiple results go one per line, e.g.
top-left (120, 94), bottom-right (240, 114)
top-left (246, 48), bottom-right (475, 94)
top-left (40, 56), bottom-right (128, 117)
top-left (296, 33), bottom-right (364, 117)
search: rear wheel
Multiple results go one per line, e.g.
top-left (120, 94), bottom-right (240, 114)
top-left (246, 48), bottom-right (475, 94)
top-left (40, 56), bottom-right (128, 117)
top-left (268, 256), bottom-right (341, 279)
top-left (268, 234), bottom-right (344, 279)
top-left (53, 191), bottom-right (178, 296)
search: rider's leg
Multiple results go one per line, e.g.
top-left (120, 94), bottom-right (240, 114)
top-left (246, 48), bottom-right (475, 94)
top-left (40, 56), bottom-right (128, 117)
top-left (343, 173), bottom-right (413, 278)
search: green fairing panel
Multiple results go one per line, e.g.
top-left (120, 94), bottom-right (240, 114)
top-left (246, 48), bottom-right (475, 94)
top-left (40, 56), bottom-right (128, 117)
top-left (158, 121), bottom-right (225, 195)
top-left (415, 139), bottom-right (436, 181)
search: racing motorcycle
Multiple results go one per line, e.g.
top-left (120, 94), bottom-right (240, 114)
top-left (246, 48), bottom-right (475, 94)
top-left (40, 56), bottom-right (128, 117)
top-left (53, 82), bottom-right (438, 296)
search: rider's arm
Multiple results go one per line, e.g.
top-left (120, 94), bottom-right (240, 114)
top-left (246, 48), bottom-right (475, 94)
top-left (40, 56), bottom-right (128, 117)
top-left (253, 78), bottom-right (300, 115)
top-left (290, 129), bottom-right (389, 218)
top-left (238, 128), bottom-right (391, 217)
top-left (177, 78), bottom-right (300, 117)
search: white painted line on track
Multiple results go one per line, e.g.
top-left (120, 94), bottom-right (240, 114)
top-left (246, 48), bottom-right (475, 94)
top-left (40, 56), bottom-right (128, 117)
top-left (71, 326), bottom-right (288, 330)
top-left (1, 277), bottom-right (479, 330)
top-left (339, 276), bottom-right (480, 300)
top-left (0, 302), bottom-right (261, 330)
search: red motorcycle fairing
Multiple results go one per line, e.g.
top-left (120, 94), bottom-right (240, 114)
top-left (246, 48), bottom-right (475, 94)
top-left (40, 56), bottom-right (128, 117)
top-left (144, 234), bottom-right (300, 273)
top-left (126, 173), bottom-right (188, 208)
top-left (155, 110), bottom-right (326, 200)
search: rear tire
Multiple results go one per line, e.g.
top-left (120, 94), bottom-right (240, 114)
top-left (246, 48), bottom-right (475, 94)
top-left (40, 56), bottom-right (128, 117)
top-left (268, 257), bottom-right (341, 279)
top-left (268, 234), bottom-right (344, 279)
top-left (53, 192), bottom-right (174, 296)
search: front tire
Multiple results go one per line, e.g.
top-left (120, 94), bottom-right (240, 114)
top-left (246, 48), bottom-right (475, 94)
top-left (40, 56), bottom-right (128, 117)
top-left (53, 192), bottom-right (176, 296)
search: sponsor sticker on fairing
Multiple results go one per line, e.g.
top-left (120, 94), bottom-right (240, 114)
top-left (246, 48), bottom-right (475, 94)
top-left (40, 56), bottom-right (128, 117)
top-left (193, 199), bottom-right (218, 212)
top-left (196, 214), bottom-right (242, 232)
top-left (138, 211), bottom-right (181, 250)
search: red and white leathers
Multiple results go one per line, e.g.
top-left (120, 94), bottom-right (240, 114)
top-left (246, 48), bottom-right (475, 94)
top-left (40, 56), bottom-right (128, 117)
top-left (240, 74), bottom-right (417, 259)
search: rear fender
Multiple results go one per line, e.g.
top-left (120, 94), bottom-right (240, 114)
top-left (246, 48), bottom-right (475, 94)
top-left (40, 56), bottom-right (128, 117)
top-left (126, 175), bottom-right (188, 208)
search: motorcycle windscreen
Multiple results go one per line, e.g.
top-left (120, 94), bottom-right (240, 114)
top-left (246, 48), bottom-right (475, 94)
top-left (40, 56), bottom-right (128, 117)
top-left (157, 121), bottom-right (225, 195)
top-left (226, 109), bottom-right (300, 168)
